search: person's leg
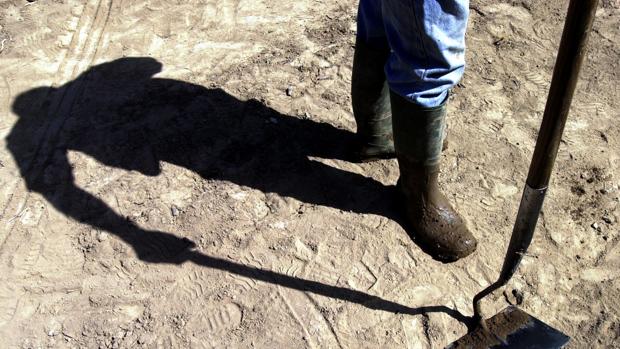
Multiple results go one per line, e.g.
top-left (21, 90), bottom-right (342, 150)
top-left (382, 0), bottom-right (477, 262)
top-left (357, 0), bottom-right (389, 50)
top-left (382, 0), bottom-right (468, 107)
top-left (351, 0), bottom-right (395, 162)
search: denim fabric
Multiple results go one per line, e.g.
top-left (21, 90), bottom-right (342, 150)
top-left (357, 0), bottom-right (469, 108)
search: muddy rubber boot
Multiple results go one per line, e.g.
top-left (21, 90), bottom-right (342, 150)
top-left (391, 91), bottom-right (477, 262)
top-left (351, 38), bottom-right (395, 162)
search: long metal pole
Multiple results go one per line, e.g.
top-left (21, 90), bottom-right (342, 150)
top-left (473, 0), bottom-right (599, 321)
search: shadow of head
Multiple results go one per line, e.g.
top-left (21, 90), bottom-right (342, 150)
top-left (11, 56), bottom-right (163, 115)
top-left (88, 56), bottom-right (163, 81)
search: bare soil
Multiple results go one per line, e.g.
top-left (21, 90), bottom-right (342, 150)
top-left (0, 0), bottom-right (618, 348)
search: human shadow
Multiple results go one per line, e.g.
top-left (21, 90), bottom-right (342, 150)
top-left (7, 57), bottom-right (473, 329)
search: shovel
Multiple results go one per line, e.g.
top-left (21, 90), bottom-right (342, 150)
top-left (447, 0), bottom-right (599, 347)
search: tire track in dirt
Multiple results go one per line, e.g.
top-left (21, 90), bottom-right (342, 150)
top-left (0, 283), bottom-right (19, 329)
top-left (0, 76), bottom-right (10, 130)
top-left (0, 73), bottom-right (20, 231)
top-left (1, 0), bottom-right (113, 251)
top-left (0, 3), bottom-right (114, 332)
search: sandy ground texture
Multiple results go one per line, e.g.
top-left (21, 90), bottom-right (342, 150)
top-left (0, 0), bottom-right (619, 348)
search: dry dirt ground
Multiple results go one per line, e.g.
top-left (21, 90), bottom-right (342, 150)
top-left (0, 0), bottom-right (619, 348)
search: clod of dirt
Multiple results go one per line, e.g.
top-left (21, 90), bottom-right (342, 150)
top-left (504, 288), bottom-right (525, 306)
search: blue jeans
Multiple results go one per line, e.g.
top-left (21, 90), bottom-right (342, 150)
top-left (358, 0), bottom-right (469, 108)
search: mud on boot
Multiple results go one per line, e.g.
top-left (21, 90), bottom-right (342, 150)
top-left (391, 91), bottom-right (477, 262)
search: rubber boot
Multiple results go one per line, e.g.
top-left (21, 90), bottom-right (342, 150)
top-left (351, 38), bottom-right (395, 162)
top-left (391, 91), bottom-right (477, 262)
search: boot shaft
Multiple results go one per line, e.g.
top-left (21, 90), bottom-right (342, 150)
top-left (390, 91), bottom-right (447, 167)
top-left (351, 38), bottom-right (392, 139)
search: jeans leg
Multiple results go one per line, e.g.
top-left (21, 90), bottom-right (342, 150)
top-left (382, 0), bottom-right (469, 107)
top-left (357, 0), bottom-right (389, 50)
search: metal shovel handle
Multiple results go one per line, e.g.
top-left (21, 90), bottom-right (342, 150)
top-left (473, 0), bottom-right (599, 321)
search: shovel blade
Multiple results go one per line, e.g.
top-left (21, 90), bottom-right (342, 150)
top-left (446, 306), bottom-right (569, 349)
